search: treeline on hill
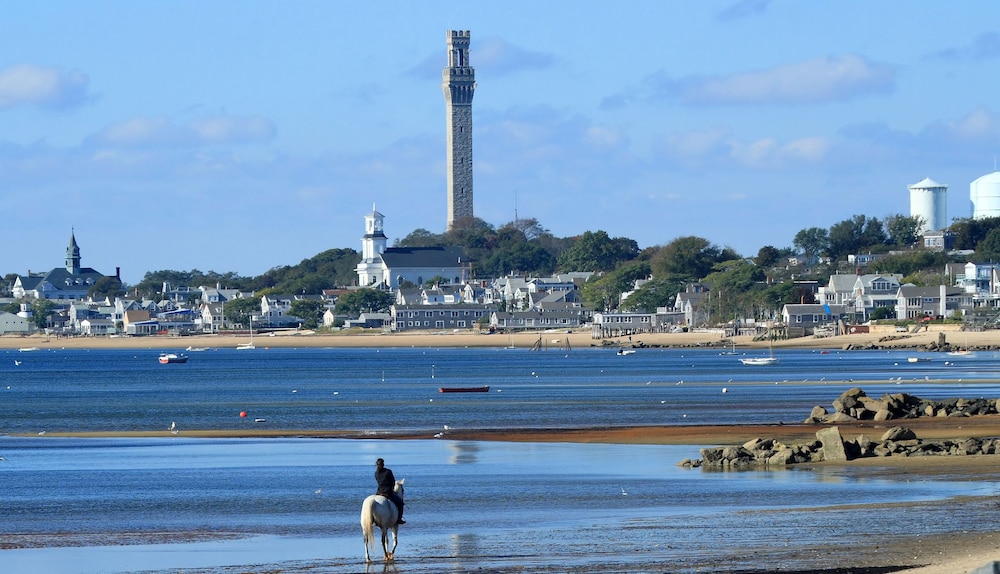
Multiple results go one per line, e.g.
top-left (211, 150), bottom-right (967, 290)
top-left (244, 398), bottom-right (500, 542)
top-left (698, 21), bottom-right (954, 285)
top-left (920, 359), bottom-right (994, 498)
top-left (123, 214), bottom-right (1000, 320)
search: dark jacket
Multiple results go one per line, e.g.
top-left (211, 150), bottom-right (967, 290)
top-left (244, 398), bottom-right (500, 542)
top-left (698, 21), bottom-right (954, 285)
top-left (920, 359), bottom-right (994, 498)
top-left (375, 466), bottom-right (396, 496)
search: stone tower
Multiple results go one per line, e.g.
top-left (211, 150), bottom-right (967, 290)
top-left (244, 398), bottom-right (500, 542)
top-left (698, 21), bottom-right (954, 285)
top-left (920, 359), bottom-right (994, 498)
top-left (442, 30), bottom-right (475, 230)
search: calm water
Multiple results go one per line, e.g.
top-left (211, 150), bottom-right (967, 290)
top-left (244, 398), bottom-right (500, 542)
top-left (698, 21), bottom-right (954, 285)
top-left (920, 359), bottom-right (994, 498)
top-left (2, 346), bottom-right (1000, 573)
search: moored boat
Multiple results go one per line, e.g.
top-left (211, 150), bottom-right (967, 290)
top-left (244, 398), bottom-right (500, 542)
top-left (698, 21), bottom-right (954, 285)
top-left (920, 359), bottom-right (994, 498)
top-left (740, 357), bottom-right (778, 366)
top-left (439, 386), bottom-right (490, 393)
top-left (159, 353), bottom-right (189, 364)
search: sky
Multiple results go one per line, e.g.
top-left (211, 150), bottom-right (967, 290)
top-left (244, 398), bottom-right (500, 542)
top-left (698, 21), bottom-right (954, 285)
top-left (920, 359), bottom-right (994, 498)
top-left (3, 1), bottom-right (1000, 285)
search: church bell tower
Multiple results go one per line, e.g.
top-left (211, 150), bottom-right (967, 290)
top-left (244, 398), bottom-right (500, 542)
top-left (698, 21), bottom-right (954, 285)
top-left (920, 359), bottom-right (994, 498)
top-left (442, 30), bottom-right (475, 231)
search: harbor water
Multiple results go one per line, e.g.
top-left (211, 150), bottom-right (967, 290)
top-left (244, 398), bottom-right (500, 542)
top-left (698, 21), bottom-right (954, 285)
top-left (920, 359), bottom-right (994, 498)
top-left (2, 346), bottom-right (999, 572)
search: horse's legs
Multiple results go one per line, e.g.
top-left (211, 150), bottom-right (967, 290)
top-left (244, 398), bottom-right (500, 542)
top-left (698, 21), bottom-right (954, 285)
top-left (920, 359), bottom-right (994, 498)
top-left (387, 525), bottom-right (398, 560)
top-left (380, 527), bottom-right (390, 561)
top-left (363, 524), bottom-right (371, 563)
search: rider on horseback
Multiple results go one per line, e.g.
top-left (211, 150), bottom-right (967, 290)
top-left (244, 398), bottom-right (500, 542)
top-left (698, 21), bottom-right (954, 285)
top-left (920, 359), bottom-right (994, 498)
top-left (375, 458), bottom-right (405, 524)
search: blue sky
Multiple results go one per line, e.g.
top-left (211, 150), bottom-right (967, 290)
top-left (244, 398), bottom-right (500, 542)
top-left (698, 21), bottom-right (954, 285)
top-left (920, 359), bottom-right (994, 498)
top-left (3, 1), bottom-right (1000, 285)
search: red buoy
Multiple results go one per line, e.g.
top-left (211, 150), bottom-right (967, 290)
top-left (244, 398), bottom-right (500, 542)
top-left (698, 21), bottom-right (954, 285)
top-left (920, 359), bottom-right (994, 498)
top-left (240, 411), bottom-right (247, 418)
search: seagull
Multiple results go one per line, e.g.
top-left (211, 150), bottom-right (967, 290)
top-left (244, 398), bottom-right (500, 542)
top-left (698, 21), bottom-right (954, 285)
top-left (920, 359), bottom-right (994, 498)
top-left (621, 487), bottom-right (628, 496)
top-left (443, 425), bottom-right (451, 431)
top-left (315, 488), bottom-right (323, 494)
top-left (14, 360), bottom-right (21, 366)
top-left (168, 421), bottom-right (176, 431)
top-left (433, 432), bottom-right (444, 438)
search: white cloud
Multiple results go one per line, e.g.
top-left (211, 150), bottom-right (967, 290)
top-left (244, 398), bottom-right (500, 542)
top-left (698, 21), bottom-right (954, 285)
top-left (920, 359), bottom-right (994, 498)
top-left (0, 64), bottom-right (91, 109)
top-left (681, 55), bottom-right (894, 105)
top-left (730, 136), bottom-right (830, 167)
top-left (617, 55), bottom-right (895, 108)
top-left (89, 115), bottom-right (276, 148)
top-left (658, 128), bottom-right (829, 169)
top-left (715, 0), bottom-right (771, 22)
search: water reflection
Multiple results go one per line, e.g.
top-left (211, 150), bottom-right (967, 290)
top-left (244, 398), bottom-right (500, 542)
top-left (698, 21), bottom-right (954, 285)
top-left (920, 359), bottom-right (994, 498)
top-left (448, 441), bottom-right (480, 464)
top-left (449, 533), bottom-right (480, 554)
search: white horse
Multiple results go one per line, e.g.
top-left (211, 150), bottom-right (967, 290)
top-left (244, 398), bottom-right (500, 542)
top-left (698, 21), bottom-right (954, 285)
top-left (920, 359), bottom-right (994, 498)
top-left (360, 479), bottom-right (405, 562)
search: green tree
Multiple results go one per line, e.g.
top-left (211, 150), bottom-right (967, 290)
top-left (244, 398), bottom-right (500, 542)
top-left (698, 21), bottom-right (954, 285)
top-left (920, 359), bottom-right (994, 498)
top-left (650, 236), bottom-right (731, 281)
top-left (976, 228), bottom-right (1000, 260)
top-left (793, 227), bottom-right (829, 259)
top-left (223, 297), bottom-right (261, 328)
top-left (478, 242), bottom-right (556, 277)
top-left (88, 276), bottom-right (126, 300)
top-left (870, 250), bottom-right (949, 277)
top-left (334, 288), bottom-right (394, 316)
top-left (31, 299), bottom-right (57, 329)
top-left (397, 228), bottom-right (445, 247)
top-left (701, 258), bottom-right (766, 324)
top-left (755, 245), bottom-right (781, 268)
top-left (885, 214), bottom-right (923, 247)
top-left (288, 299), bottom-right (325, 329)
top-left (556, 230), bottom-right (639, 272)
top-left (949, 216), bottom-right (1000, 250)
top-left (619, 275), bottom-right (684, 313)
top-left (827, 215), bottom-right (887, 260)
top-left (582, 261), bottom-right (651, 311)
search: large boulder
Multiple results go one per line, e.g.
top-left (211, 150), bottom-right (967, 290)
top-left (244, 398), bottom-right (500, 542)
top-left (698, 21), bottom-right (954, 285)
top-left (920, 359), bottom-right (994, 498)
top-left (816, 426), bottom-right (849, 461)
top-left (881, 426), bottom-right (916, 441)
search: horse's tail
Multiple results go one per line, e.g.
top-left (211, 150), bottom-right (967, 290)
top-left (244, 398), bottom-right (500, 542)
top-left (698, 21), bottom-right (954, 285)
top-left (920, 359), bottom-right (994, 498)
top-left (360, 496), bottom-right (375, 550)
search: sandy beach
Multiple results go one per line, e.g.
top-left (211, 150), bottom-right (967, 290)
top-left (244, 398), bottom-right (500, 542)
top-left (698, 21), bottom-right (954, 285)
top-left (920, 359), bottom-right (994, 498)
top-left (5, 327), bottom-right (1000, 572)
top-left (2, 322), bottom-right (995, 351)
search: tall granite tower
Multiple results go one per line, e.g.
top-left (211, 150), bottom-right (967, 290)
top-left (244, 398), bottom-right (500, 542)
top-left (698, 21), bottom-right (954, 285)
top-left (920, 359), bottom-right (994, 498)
top-left (442, 30), bottom-right (475, 230)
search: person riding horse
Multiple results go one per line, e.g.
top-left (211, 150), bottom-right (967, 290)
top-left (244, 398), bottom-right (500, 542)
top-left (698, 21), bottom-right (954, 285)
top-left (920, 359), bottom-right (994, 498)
top-left (375, 458), bottom-right (405, 524)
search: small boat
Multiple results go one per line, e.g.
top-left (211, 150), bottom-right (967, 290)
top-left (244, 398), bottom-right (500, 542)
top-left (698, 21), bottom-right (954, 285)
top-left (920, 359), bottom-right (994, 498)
top-left (718, 342), bottom-right (739, 356)
top-left (185, 346), bottom-right (209, 352)
top-left (439, 386), bottom-right (490, 393)
top-left (946, 350), bottom-right (972, 356)
top-left (617, 349), bottom-right (635, 356)
top-left (236, 343), bottom-right (255, 350)
top-left (18, 347), bottom-right (40, 352)
top-left (158, 353), bottom-right (189, 364)
top-left (907, 357), bottom-right (931, 363)
top-left (740, 357), bottom-right (778, 366)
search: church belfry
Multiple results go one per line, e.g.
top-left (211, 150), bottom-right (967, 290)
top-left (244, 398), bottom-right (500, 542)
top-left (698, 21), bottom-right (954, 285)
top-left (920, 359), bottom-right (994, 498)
top-left (442, 29), bottom-right (475, 231)
top-left (66, 228), bottom-right (81, 274)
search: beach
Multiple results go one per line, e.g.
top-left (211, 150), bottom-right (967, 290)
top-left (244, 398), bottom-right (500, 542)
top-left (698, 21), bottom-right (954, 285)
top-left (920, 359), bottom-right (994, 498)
top-left (0, 322), bottom-right (991, 352)
top-left (4, 328), bottom-right (1000, 572)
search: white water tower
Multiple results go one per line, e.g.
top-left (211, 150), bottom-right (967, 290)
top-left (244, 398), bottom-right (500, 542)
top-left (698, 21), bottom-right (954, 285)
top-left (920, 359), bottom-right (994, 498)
top-left (971, 170), bottom-right (1000, 219)
top-left (908, 177), bottom-right (947, 233)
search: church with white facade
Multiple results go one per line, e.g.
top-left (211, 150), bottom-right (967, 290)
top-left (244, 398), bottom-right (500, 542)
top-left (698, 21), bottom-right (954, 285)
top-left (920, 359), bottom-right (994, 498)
top-left (355, 206), bottom-right (466, 290)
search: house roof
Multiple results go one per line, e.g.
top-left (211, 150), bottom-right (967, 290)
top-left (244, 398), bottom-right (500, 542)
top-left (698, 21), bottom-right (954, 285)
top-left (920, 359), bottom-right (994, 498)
top-left (783, 303), bottom-right (847, 314)
top-left (380, 246), bottom-right (465, 269)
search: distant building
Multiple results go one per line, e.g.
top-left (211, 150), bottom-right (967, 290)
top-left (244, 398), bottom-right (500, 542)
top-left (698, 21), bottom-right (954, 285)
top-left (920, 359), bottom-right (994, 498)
top-left (12, 230), bottom-right (116, 301)
top-left (908, 177), bottom-right (947, 233)
top-left (971, 170), bottom-right (1000, 219)
top-left (355, 207), bottom-right (466, 290)
top-left (442, 30), bottom-right (475, 230)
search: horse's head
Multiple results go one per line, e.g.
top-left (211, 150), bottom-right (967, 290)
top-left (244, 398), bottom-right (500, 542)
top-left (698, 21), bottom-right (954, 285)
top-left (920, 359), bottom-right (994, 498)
top-left (394, 479), bottom-right (405, 501)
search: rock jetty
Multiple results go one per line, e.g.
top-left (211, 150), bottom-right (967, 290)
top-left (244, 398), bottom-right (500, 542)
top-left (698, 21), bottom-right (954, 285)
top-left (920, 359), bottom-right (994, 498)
top-left (680, 387), bottom-right (1000, 469)
top-left (804, 386), bottom-right (1000, 423)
